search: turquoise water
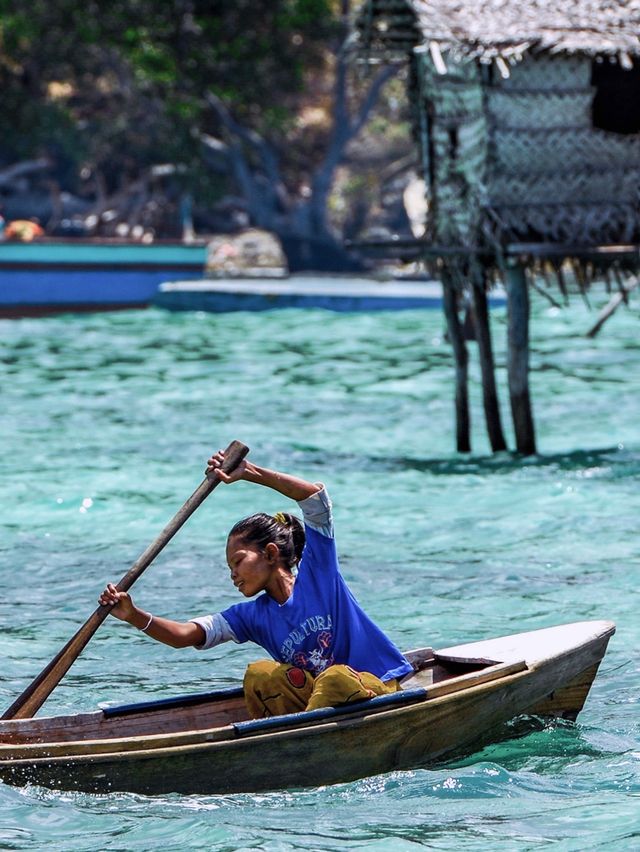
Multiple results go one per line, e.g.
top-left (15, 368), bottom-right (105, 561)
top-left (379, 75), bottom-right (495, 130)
top-left (0, 286), bottom-right (639, 850)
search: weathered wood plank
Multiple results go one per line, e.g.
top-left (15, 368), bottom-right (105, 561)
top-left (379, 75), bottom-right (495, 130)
top-left (525, 662), bottom-right (601, 720)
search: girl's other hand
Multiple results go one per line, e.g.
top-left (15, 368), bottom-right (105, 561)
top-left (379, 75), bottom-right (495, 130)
top-left (99, 583), bottom-right (135, 621)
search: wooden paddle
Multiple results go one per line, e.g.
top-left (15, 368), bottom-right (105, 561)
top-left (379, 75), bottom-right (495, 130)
top-left (2, 439), bottom-right (249, 721)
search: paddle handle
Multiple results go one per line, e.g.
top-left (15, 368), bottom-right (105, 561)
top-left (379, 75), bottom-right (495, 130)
top-left (2, 440), bottom-right (249, 721)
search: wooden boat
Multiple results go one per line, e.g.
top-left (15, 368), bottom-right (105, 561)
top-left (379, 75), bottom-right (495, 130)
top-left (0, 620), bottom-right (614, 795)
top-left (0, 238), bottom-right (208, 317)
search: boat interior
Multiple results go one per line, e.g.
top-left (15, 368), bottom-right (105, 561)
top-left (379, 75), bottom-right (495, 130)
top-left (0, 648), bottom-right (527, 748)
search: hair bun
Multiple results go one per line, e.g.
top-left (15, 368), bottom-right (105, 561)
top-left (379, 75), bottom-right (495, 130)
top-left (229, 512), bottom-right (305, 571)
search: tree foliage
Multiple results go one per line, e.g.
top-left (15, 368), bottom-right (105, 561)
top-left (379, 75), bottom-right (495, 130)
top-left (0, 0), bottom-right (411, 258)
top-left (0, 0), bottom-right (336, 185)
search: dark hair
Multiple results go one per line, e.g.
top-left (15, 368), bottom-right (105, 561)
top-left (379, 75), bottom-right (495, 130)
top-left (228, 512), bottom-right (305, 570)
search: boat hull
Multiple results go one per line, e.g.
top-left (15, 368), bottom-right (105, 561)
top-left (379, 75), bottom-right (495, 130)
top-left (0, 620), bottom-right (615, 795)
top-left (0, 239), bottom-right (207, 316)
top-left (155, 277), bottom-right (508, 313)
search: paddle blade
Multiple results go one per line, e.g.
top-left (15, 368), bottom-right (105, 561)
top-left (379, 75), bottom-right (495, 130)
top-left (1, 607), bottom-right (110, 721)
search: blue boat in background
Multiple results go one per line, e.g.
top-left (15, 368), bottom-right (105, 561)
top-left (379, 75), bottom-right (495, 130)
top-left (0, 239), bottom-right (208, 317)
top-left (154, 275), bottom-right (506, 313)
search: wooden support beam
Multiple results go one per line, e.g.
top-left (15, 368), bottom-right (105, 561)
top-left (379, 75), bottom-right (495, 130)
top-left (586, 275), bottom-right (639, 338)
top-left (507, 243), bottom-right (640, 260)
top-left (505, 263), bottom-right (536, 455)
top-left (471, 281), bottom-right (508, 453)
top-left (442, 274), bottom-right (471, 452)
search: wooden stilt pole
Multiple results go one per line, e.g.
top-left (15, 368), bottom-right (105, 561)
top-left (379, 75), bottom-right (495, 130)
top-left (505, 262), bottom-right (536, 455)
top-left (442, 273), bottom-right (471, 452)
top-left (471, 278), bottom-right (508, 452)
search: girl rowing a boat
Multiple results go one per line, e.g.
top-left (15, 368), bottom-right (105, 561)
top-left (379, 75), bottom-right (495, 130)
top-left (99, 450), bottom-right (413, 718)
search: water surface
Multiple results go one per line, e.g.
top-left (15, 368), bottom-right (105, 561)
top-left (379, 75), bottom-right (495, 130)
top-left (1, 284), bottom-right (638, 849)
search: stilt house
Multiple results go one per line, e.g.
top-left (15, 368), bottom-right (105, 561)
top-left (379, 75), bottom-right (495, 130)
top-left (354, 0), bottom-right (640, 455)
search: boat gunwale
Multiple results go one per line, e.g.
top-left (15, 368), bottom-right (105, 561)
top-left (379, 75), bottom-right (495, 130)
top-left (0, 662), bottom-right (536, 766)
top-left (0, 659), bottom-right (527, 761)
top-left (0, 620), bottom-right (616, 767)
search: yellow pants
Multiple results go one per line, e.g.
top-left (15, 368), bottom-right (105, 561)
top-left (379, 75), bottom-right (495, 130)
top-left (243, 659), bottom-right (400, 719)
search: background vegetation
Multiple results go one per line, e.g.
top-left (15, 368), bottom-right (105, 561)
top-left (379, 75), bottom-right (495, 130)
top-left (0, 0), bottom-right (415, 268)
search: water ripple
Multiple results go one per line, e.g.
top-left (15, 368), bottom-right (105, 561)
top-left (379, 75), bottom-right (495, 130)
top-left (0, 288), bottom-right (639, 849)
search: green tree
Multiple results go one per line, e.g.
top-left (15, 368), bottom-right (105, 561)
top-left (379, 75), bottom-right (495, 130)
top-left (0, 1), bottom-right (405, 265)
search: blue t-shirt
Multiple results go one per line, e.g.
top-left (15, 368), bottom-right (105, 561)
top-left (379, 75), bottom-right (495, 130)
top-left (219, 491), bottom-right (412, 682)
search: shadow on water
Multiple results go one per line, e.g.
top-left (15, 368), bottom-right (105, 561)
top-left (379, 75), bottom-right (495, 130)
top-left (387, 446), bottom-right (640, 477)
top-left (440, 715), bottom-right (608, 774)
top-left (290, 445), bottom-right (640, 478)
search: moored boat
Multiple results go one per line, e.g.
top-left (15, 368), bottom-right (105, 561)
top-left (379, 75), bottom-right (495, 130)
top-left (154, 275), bottom-right (507, 312)
top-left (155, 276), bottom-right (447, 312)
top-left (0, 620), bottom-right (615, 795)
top-left (0, 238), bottom-right (208, 317)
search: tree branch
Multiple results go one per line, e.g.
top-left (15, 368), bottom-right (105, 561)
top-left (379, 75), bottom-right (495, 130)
top-left (351, 65), bottom-right (398, 137)
top-left (304, 51), bottom-right (399, 235)
top-left (200, 133), bottom-right (259, 209)
top-left (205, 91), bottom-right (284, 193)
top-left (0, 159), bottom-right (52, 189)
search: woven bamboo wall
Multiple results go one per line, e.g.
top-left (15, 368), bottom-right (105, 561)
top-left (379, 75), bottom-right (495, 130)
top-left (417, 55), bottom-right (487, 247)
top-left (484, 54), bottom-right (640, 245)
top-left (357, 0), bottom-right (640, 255)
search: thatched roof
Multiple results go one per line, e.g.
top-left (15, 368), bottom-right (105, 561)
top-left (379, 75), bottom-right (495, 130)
top-left (357, 0), bottom-right (640, 61)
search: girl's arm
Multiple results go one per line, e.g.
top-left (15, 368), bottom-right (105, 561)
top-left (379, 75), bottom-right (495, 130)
top-left (207, 451), bottom-right (321, 502)
top-left (99, 583), bottom-right (205, 648)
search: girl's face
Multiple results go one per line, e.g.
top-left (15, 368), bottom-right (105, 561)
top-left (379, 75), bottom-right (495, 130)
top-left (226, 534), bottom-right (276, 597)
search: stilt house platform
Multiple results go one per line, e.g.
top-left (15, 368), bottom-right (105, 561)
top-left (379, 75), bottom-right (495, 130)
top-left (354, 0), bottom-right (640, 454)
